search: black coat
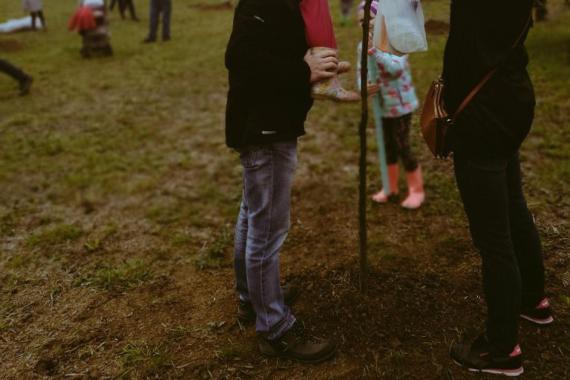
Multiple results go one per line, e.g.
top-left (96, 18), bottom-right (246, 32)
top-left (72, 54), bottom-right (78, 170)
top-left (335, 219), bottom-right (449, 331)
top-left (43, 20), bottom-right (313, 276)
top-left (443, 0), bottom-right (535, 159)
top-left (225, 0), bottom-right (313, 148)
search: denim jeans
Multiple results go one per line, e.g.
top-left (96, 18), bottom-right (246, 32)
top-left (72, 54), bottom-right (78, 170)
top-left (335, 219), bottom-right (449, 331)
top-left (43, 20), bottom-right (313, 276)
top-left (234, 140), bottom-right (297, 339)
top-left (453, 152), bottom-right (545, 353)
top-left (148, 0), bottom-right (171, 40)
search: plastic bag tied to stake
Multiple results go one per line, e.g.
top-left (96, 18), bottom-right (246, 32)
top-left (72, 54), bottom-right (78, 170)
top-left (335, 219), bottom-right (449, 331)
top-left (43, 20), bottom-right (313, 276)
top-left (373, 0), bottom-right (428, 55)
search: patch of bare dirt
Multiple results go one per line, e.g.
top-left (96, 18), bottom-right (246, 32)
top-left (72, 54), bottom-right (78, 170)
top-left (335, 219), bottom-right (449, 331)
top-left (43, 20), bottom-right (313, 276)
top-left (0, 39), bottom-right (25, 52)
top-left (425, 20), bottom-right (450, 35)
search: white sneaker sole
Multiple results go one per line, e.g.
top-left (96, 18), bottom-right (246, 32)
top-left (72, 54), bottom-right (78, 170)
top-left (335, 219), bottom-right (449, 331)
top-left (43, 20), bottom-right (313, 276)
top-left (520, 314), bottom-right (554, 325)
top-left (453, 359), bottom-right (524, 377)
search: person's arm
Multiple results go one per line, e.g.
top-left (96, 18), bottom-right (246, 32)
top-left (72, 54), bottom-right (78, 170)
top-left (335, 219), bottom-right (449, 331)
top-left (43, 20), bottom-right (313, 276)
top-left (356, 42), bottom-right (362, 91)
top-left (225, 0), bottom-right (311, 90)
top-left (368, 47), bottom-right (406, 77)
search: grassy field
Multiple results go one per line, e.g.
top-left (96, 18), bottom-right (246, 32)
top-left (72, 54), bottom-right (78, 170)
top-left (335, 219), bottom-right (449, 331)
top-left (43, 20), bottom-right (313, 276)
top-left (1, 0), bottom-right (569, 379)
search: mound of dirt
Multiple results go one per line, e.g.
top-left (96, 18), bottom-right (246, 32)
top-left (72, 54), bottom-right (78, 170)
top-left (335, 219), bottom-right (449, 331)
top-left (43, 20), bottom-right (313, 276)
top-left (192, 1), bottom-right (233, 11)
top-left (0, 39), bottom-right (25, 52)
top-left (425, 19), bottom-right (449, 35)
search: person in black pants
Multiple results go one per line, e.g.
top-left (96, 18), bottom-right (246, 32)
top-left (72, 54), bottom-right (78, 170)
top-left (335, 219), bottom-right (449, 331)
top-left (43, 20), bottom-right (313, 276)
top-left (143, 0), bottom-right (171, 43)
top-left (0, 59), bottom-right (33, 95)
top-left (443, 0), bottom-right (552, 376)
top-left (534, 0), bottom-right (548, 21)
top-left (109, 0), bottom-right (139, 21)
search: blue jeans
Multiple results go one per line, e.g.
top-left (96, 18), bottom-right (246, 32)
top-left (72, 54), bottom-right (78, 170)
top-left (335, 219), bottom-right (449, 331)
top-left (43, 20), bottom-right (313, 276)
top-left (234, 140), bottom-right (297, 339)
top-left (148, 0), bottom-right (171, 40)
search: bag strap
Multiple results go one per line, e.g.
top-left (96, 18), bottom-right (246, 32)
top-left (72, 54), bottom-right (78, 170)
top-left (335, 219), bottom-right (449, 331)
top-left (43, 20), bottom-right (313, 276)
top-left (454, 14), bottom-right (533, 118)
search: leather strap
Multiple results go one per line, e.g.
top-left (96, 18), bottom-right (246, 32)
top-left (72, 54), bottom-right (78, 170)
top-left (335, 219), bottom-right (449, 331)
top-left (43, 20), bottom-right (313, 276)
top-left (454, 15), bottom-right (533, 118)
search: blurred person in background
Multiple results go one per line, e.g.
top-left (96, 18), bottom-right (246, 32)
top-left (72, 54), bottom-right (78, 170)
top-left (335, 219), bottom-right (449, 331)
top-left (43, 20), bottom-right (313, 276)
top-left (0, 59), bottom-right (33, 95)
top-left (143, 0), bottom-right (171, 42)
top-left (340, 0), bottom-right (354, 25)
top-left (109, 0), bottom-right (139, 21)
top-left (534, 0), bottom-right (548, 21)
top-left (22, 0), bottom-right (46, 30)
top-left (443, 0), bottom-right (553, 376)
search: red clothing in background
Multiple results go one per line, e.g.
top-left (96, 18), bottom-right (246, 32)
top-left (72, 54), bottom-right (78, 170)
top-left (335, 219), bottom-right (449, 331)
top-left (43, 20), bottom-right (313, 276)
top-left (300, 0), bottom-right (337, 49)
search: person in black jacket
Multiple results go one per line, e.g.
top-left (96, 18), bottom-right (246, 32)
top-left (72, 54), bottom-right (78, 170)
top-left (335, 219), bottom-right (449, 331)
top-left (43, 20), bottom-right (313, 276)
top-left (226, 0), bottom-right (339, 362)
top-left (443, 0), bottom-right (552, 376)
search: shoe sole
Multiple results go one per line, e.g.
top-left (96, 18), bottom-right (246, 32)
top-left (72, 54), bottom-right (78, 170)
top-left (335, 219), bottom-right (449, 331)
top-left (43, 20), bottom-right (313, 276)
top-left (452, 359), bottom-right (524, 377)
top-left (520, 314), bottom-right (554, 325)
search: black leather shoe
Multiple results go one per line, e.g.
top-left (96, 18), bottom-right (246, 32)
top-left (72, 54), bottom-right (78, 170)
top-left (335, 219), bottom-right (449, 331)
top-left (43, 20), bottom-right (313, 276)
top-left (237, 283), bottom-right (299, 324)
top-left (258, 321), bottom-right (336, 363)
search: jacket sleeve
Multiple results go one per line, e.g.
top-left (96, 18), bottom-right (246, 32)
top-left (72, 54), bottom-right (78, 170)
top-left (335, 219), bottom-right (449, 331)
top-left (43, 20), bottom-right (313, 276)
top-left (370, 48), bottom-right (406, 77)
top-left (225, 0), bottom-right (311, 90)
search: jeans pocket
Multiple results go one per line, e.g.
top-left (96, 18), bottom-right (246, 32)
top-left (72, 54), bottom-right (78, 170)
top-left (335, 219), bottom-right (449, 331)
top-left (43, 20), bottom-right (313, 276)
top-left (240, 146), bottom-right (270, 169)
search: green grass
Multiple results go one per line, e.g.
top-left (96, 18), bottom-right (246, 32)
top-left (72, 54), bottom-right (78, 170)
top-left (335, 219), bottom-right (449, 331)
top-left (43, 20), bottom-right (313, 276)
top-left (26, 223), bottom-right (83, 248)
top-left (81, 260), bottom-right (152, 291)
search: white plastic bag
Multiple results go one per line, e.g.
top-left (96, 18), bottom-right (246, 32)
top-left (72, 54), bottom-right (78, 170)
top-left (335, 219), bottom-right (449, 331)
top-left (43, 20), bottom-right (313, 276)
top-left (373, 0), bottom-right (427, 55)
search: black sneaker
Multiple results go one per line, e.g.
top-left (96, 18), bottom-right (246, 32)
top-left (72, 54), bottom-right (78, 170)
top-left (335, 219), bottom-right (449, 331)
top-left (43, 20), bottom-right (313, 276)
top-left (450, 335), bottom-right (524, 377)
top-left (520, 297), bottom-right (554, 325)
top-left (19, 76), bottom-right (33, 96)
top-left (143, 37), bottom-right (156, 44)
top-left (237, 284), bottom-right (299, 324)
top-left (258, 321), bottom-right (336, 363)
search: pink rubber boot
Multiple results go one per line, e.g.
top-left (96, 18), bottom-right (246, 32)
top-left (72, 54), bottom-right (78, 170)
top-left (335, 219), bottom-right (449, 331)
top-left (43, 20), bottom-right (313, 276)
top-left (372, 164), bottom-right (399, 203)
top-left (401, 166), bottom-right (425, 210)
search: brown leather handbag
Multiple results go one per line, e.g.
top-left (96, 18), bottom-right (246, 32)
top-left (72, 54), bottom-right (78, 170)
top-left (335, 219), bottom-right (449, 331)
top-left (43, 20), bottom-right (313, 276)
top-left (420, 16), bottom-right (532, 159)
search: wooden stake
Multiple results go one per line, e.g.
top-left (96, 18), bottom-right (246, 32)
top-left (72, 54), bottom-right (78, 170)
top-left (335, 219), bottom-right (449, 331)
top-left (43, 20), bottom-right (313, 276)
top-left (359, 0), bottom-right (373, 293)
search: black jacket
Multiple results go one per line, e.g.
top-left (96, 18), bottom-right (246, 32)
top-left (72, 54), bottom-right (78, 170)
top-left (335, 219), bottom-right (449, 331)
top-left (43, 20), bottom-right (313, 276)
top-left (443, 0), bottom-right (535, 159)
top-left (225, 0), bottom-right (313, 148)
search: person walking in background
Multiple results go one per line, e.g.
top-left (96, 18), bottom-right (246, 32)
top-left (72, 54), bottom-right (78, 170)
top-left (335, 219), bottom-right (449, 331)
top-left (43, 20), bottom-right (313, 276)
top-left (340, 0), bottom-right (354, 25)
top-left (443, 0), bottom-right (552, 376)
top-left (225, 0), bottom-right (338, 363)
top-left (534, 0), bottom-right (548, 21)
top-left (356, 1), bottom-right (425, 210)
top-left (143, 0), bottom-right (171, 43)
top-left (22, 0), bottom-right (46, 30)
top-left (110, 0), bottom-right (139, 21)
top-left (0, 59), bottom-right (33, 95)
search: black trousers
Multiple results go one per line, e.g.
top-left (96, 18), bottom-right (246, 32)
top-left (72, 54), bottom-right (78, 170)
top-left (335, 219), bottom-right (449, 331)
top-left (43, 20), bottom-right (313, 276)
top-left (453, 152), bottom-right (545, 353)
top-left (110, 0), bottom-right (138, 20)
top-left (382, 114), bottom-right (419, 172)
top-left (0, 59), bottom-right (28, 82)
top-left (534, 0), bottom-right (548, 20)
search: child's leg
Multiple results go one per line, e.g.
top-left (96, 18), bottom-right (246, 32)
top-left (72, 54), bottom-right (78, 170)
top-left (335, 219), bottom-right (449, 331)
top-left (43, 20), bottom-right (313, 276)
top-left (394, 114), bottom-right (418, 173)
top-left (30, 12), bottom-right (37, 30)
top-left (37, 11), bottom-right (46, 28)
top-left (372, 118), bottom-right (400, 203)
top-left (395, 114), bottom-right (425, 209)
top-left (300, 0), bottom-right (337, 49)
